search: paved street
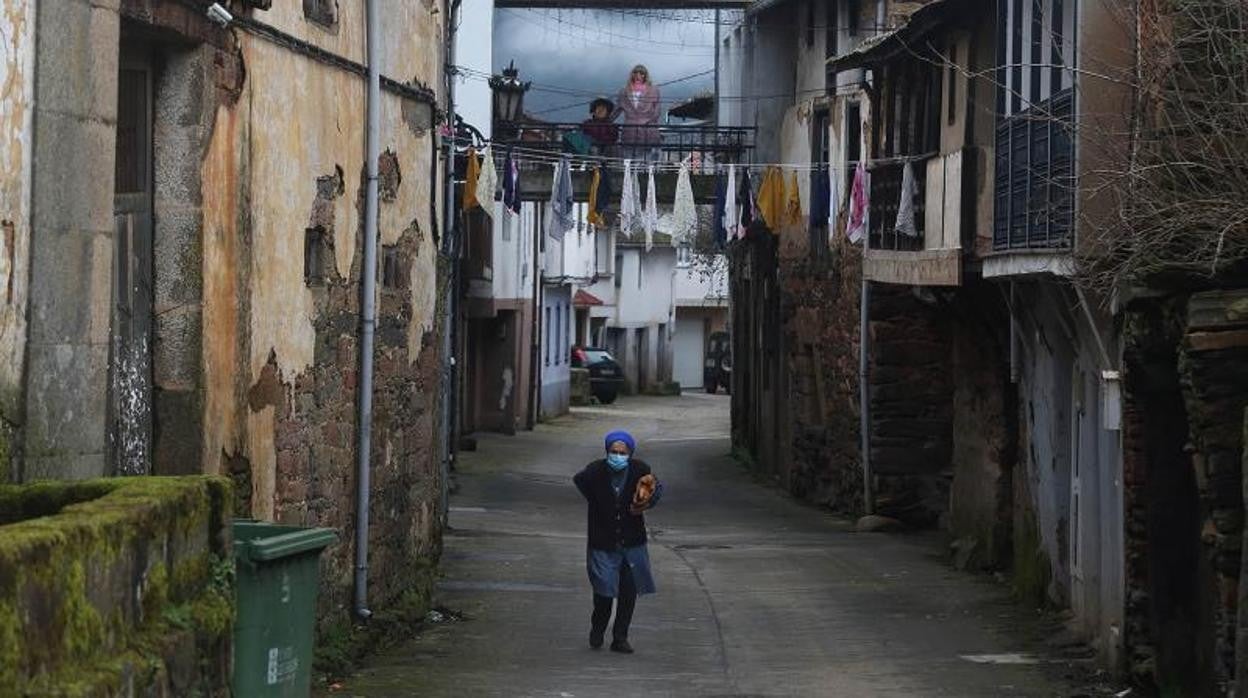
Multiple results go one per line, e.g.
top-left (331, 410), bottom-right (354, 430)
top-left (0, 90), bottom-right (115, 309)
top-left (333, 394), bottom-right (1094, 697)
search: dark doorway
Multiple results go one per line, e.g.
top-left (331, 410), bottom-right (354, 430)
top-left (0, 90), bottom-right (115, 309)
top-left (1138, 362), bottom-right (1216, 696)
top-left (111, 45), bottom-right (155, 475)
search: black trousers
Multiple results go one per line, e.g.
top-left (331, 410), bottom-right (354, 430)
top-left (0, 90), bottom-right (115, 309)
top-left (591, 564), bottom-right (637, 641)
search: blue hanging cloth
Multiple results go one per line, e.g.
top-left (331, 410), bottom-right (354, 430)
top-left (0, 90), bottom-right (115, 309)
top-left (712, 172), bottom-right (728, 249)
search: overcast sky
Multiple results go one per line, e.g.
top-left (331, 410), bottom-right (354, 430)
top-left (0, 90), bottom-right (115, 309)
top-left (492, 9), bottom-right (719, 123)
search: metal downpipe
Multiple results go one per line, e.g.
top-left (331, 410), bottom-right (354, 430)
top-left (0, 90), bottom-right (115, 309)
top-left (354, 0), bottom-right (382, 621)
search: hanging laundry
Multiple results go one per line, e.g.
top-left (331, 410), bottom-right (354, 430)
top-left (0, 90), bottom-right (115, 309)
top-left (721, 165), bottom-right (737, 243)
top-left (755, 166), bottom-right (786, 232)
top-left (738, 168), bottom-right (755, 239)
top-left (672, 161), bottom-right (697, 244)
top-left (827, 165), bottom-right (841, 237)
top-left (587, 167), bottom-right (613, 229)
top-left (643, 164), bottom-right (658, 252)
top-left (502, 147), bottom-right (521, 215)
top-left (712, 171), bottom-right (727, 249)
top-left (594, 166), bottom-right (612, 228)
top-left (785, 171), bottom-right (803, 227)
top-left (809, 166), bottom-right (831, 229)
top-left (619, 159), bottom-right (640, 237)
top-left (475, 146), bottom-right (498, 218)
top-left (847, 160), bottom-right (870, 244)
top-left (895, 160), bottom-right (919, 236)
top-left (549, 157), bottom-right (575, 241)
top-left (463, 147), bottom-right (481, 210)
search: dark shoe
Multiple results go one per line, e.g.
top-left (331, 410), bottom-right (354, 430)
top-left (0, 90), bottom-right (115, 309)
top-left (610, 638), bottom-right (634, 654)
top-left (589, 630), bottom-right (605, 649)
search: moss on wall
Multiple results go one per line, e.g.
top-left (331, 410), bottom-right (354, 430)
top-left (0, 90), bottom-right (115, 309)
top-left (0, 475), bottom-right (233, 695)
top-left (1012, 510), bottom-right (1053, 608)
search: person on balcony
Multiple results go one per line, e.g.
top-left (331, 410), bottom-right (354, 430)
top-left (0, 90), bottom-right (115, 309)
top-left (581, 97), bottom-right (620, 157)
top-left (573, 430), bottom-right (663, 654)
top-left (614, 65), bottom-right (661, 161)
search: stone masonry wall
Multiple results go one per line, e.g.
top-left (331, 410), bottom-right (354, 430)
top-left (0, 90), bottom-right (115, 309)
top-left (0, 477), bottom-right (233, 696)
top-left (776, 234), bottom-right (863, 510)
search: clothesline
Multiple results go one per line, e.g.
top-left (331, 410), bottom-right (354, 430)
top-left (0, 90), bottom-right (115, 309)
top-left (448, 137), bottom-right (851, 174)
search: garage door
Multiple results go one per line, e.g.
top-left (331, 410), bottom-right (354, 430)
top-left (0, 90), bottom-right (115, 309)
top-left (673, 316), bottom-right (705, 389)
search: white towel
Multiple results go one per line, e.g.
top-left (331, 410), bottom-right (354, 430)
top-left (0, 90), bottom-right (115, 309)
top-left (643, 164), bottom-right (659, 252)
top-left (672, 161), bottom-right (697, 244)
top-left (895, 161), bottom-right (918, 236)
top-left (619, 159), bottom-right (640, 237)
top-left (722, 164), bottom-right (738, 241)
top-left (475, 146), bottom-right (498, 218)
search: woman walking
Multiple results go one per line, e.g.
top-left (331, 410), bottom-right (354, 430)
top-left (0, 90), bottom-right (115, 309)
top-left (613, 65), bottom-right (662, 161)
top-left (573, 430), bottom-right (663, 653)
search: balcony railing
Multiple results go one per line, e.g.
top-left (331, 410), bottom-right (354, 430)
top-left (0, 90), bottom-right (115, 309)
top-left (992, 89), bottom-right (1076, 251)
top-left (868, 157), bottom-right (930, 252)
top-left (501, 122), bottom-right (755, 168)
top-left (862, 151), bottom-right (969, 287)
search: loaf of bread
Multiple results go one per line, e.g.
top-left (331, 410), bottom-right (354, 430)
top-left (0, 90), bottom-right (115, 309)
top-left (632, 474), bottom-right (656, 508)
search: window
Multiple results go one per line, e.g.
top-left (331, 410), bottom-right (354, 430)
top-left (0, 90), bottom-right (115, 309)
top-left (560, 304), bottom-right (566, 364)
top-left (545, 307), bottom-right (551, 366)
top-left (993, 0), bottom-right (1077, 250)
top-left (555, 305), bottom-right (562, 365)
top-left (637, 256), bottom-right (643, 288)
top-left (304, 228), bottom-right (326, 286)
top-left (847, 0), bottom-right (859, 36)
top-left (614, 253), bottom-right (624, 288)
top-left (304, 0), bottom-right (337, 27)
top-left (947, 43), bottom-right (958, 126)
top-left (846, 101), bottom-right (862, 163)
top-left (381, 246), bottom-right (403, 289)
top-left (677, 244), bottom-right (693, 268)
top-left (806, 0), bottom-right (816, 47)
top-left (825, 0), bottom-right (839, 60)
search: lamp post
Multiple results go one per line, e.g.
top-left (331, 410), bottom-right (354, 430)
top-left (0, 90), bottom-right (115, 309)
top-left (489, 61), bottom-right (531, 139)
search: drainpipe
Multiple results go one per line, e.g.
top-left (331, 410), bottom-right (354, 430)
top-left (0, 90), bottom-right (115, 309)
top-left (440, 0), bottom-right (463, 526)
top-left (859, 246), bottom-right (873, 515)
top-left (354, 0), bottom-right (383, 621)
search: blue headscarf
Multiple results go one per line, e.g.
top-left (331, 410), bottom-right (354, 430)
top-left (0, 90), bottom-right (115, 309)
top-left (604, 430), bottom-right (636, 455)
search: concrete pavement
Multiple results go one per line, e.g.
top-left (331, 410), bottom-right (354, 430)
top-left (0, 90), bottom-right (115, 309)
top-left (330, 394), bottom-right (1104, 697)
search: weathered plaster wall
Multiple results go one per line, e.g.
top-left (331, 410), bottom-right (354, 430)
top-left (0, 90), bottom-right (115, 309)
top-left (196, 0), bottom-right (445, 623)
top-left (0, 0), bottom-right (34, 481)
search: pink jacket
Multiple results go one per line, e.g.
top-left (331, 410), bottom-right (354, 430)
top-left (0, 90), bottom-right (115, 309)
top-left (614, 83), bottom-right (661, 145)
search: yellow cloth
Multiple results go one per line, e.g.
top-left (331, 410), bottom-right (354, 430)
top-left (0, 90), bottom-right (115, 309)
top-left (785, 171), bottom-right (803, 226)
top-left (756, 166), bottom-right (786, 232)
top-left (587, 168), bottom-right (606, 228)
top-left (463, 147), bottom-right (480, 210)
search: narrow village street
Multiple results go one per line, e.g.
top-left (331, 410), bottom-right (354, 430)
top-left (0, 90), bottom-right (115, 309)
top-left (335, 394), bottom-right (1097, 697)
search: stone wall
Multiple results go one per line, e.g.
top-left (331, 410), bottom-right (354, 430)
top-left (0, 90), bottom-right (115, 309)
top-left (9, 0), bottom-right (448, 647)
top-left (0, 476), bottom-right (233, 696)
top-left (1120, 290), bottom-right (1248, 694)
top-left (775, 236), bottom-right (863, 509)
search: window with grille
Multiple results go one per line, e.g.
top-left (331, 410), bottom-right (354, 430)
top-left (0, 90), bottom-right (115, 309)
top-left (992, 0), bottom-right (1077, 251)
top-left (305, 228), bottom-right (326, 286)
top-left (304, 0), bottom-right (336, 27)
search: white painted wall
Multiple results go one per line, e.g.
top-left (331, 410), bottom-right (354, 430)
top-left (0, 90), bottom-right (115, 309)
top-left (491, 201), bottom-right (537, 301)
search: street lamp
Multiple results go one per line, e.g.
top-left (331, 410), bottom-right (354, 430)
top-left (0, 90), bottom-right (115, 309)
top-left (489, 61), bottom-right (531, 138)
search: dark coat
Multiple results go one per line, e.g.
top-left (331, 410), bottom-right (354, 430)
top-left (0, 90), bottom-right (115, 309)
top-left (573, 458), bottom-right (652, 551)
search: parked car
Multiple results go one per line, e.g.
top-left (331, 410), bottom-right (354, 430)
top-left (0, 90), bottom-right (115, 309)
top-left (571, 346), bottom-right (624, 404)
top-left (703, 331), bottom-right (732, 394)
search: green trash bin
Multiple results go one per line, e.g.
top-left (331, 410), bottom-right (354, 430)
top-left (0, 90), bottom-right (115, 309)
top-left (232, 520), bottom-right (337, 697)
